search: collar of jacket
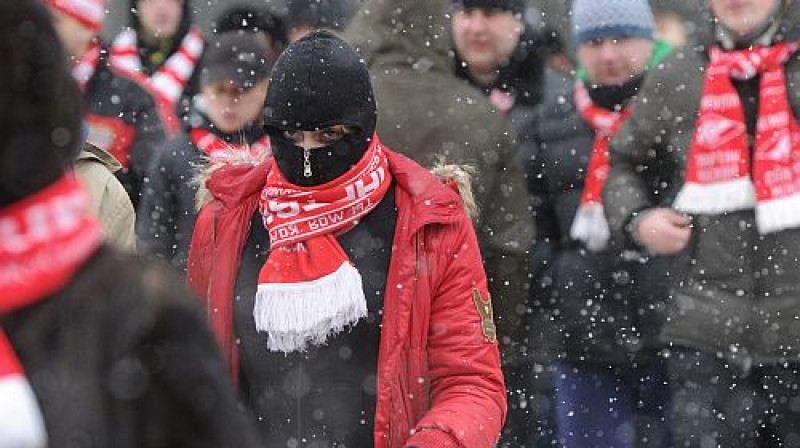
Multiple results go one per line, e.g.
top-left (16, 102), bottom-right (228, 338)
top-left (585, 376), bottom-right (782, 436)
top-left (77, 142), bottom-right (122, 174)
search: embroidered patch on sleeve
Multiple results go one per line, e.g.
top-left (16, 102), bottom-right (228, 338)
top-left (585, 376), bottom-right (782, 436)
top-left (472, 287), bottom-right (497, 343)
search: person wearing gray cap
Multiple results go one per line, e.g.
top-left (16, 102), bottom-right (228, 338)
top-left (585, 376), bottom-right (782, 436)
top-left (604, 0), bottom-right (800, 445)
top-left (527, 0), bottom-right (673, 446)
top-left (136, 32), bottom-right (276, 272)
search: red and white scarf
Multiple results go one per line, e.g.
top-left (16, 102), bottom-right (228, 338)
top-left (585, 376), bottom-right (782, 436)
top-left (72, 38), bottom-right (102, 92)
top-left (675, 42), bottom-right (800, 233)
top-left (572, 81), bottom-right (632, 251)
top-left (0, 174), bottom-right (103, 448)
top-left (110, 26), bottom-right (204, 109)
top-left (190, 128), bottom-right (271, 163)
top-left (256, 136), bottom-right (392, 353)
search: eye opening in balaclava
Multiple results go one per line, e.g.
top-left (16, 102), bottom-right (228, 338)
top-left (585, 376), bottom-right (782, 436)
top-left (263, 30), bottom-right (377, 187)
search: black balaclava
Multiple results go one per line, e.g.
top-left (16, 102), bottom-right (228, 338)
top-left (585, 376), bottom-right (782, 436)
top-left (264, 30), bottom-right (377, 187)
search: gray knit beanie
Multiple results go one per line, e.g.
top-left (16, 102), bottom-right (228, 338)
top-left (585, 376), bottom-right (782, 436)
top-left (572, 0), bottom-right (655, 45)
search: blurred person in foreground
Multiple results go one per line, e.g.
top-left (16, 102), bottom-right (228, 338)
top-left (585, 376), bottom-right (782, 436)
top-left (604, 0), bottom-right (800, 445)
top-left (110, 0), bottom-right (205, 126)
top-left (137, 32), bottom-right (274, 272)
top-left (43, 0), bottom-right (167, 210)
top-left (213, 5), bottom-right (287, 60)
top-left (285, 0), bottom-right (359, 43)
top-left (528, 0), bottom-right (673, 445)
top-left (0, 1), bottom-right (261, 447)
top-left (346, 1), bottom-right (534, 444)
top-left (188, 31), bottom-right (506, 447)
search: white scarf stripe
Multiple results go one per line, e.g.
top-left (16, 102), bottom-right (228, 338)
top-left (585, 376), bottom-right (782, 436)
top-left (150, 73), bottom-right (183, 102)
top-left (165, 53), bottom-right (195, 79)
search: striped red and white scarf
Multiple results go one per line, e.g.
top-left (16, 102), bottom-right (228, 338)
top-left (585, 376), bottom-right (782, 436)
top-left (0, 174), bottom-right (103, 448)
top-left (190, 128), bottom-right (271, 163)
top-left (255, 135), bottom-right (391, 353)
top-left (675, 41), bottom-right (800, 233)
top-left (71, 38), bottom-right (102, 92)
top-left (572, 81), bottom-right (632, 251)
top-left (110, 26), bottom-right (204, 109)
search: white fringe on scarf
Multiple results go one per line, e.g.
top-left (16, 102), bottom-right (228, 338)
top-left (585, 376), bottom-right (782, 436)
top-left (674, 178), bottom-right (756, 214)
top-left (756, 193), bottom-right (800, 234)
top-left (0, 376), bottom-right (47, 448)
top-left (674, 178), bottom-right (800, 234)
top-left (253, 262), bottom-right (367, 353)
top-left (570, 203), bottom-right (610, 252)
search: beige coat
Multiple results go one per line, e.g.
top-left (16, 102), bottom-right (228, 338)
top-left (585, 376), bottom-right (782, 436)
top-left (75, 143), bottom-right (136, 251)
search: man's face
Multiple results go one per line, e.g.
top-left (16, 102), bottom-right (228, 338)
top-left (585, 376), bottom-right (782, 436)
top-left (710, 0), bottom-right (780, 37)
top-left (203, 79), bottom-right (269, 134)
top-left (452, 7), bottom-right (523, 80)
top-left (137, 0), bottom-right (183, 39)
top-left (578, 37), bottom-right (654, 86)
top-left (48, 7), bottom-right (94, 59)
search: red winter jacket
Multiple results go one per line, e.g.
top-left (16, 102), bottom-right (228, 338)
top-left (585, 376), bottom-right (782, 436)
top-left (188, 148), bottom-right (506, 448)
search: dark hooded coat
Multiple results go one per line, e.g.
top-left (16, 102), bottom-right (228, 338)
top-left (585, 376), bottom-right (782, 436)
top-left (345, 0), bottom-right (535, 368)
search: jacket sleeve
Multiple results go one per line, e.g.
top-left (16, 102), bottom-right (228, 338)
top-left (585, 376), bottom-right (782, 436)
top-left (405, 213), bottom-right (507, 448)
top-left (136, 143), bottom-right (178, 262)
top-left (128, 93), bottom-right (168, 208)
top-left (604, 65), bottom-right (675, 245)
top-left (479, 124), bottom-right (534, 367)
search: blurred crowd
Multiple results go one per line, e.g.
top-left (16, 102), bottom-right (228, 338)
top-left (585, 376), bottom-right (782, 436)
top-left (2, 0), bottom-right (800, 447)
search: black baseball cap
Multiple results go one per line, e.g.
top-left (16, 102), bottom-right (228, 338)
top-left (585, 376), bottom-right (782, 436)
top-left (201, 32), bottom-right (274, 89)
top-left (452, 0), bottom-right (526, 16)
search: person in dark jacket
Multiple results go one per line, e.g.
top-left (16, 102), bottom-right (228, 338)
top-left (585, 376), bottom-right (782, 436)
top-left (345, 3), bottom-right (534, 444)
top-left (604, 0), bottom-right (800, 445)
top-left (451, 0), bottom-right (547, 112)
top-left (213, 5), bottom-right (287, 60)
top-left (110, 0), bottom-right (204, 125)
top-left (529, 0), bottom-right (672, 446)
top-left (345, 3), bottom-right (534, 445)
top-left (451, 0), bottom-right (551, 167)
top-left (187, 31), bottom-right (506, 448)
top-left (44, 0), bottom-right (167, 210)
top-left (285, 0), bottom-right (360, 43)
top-left (137, 32), bottom-right (274, 272)
top-left (0, 2), bottom-right (261, 447)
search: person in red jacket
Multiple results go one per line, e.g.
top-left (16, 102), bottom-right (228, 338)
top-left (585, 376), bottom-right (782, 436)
top-left (187, 30), bottom-right (506, 448)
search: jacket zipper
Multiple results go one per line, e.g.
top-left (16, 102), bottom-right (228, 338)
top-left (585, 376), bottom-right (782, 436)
top-left (388, 233), bottom-right (421, 448)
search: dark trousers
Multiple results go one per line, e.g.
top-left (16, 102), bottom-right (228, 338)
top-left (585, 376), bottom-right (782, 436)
top-left (554, 358), bottom-right (670, 448)
top-left (667, 348), bottom-right (800, 447)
